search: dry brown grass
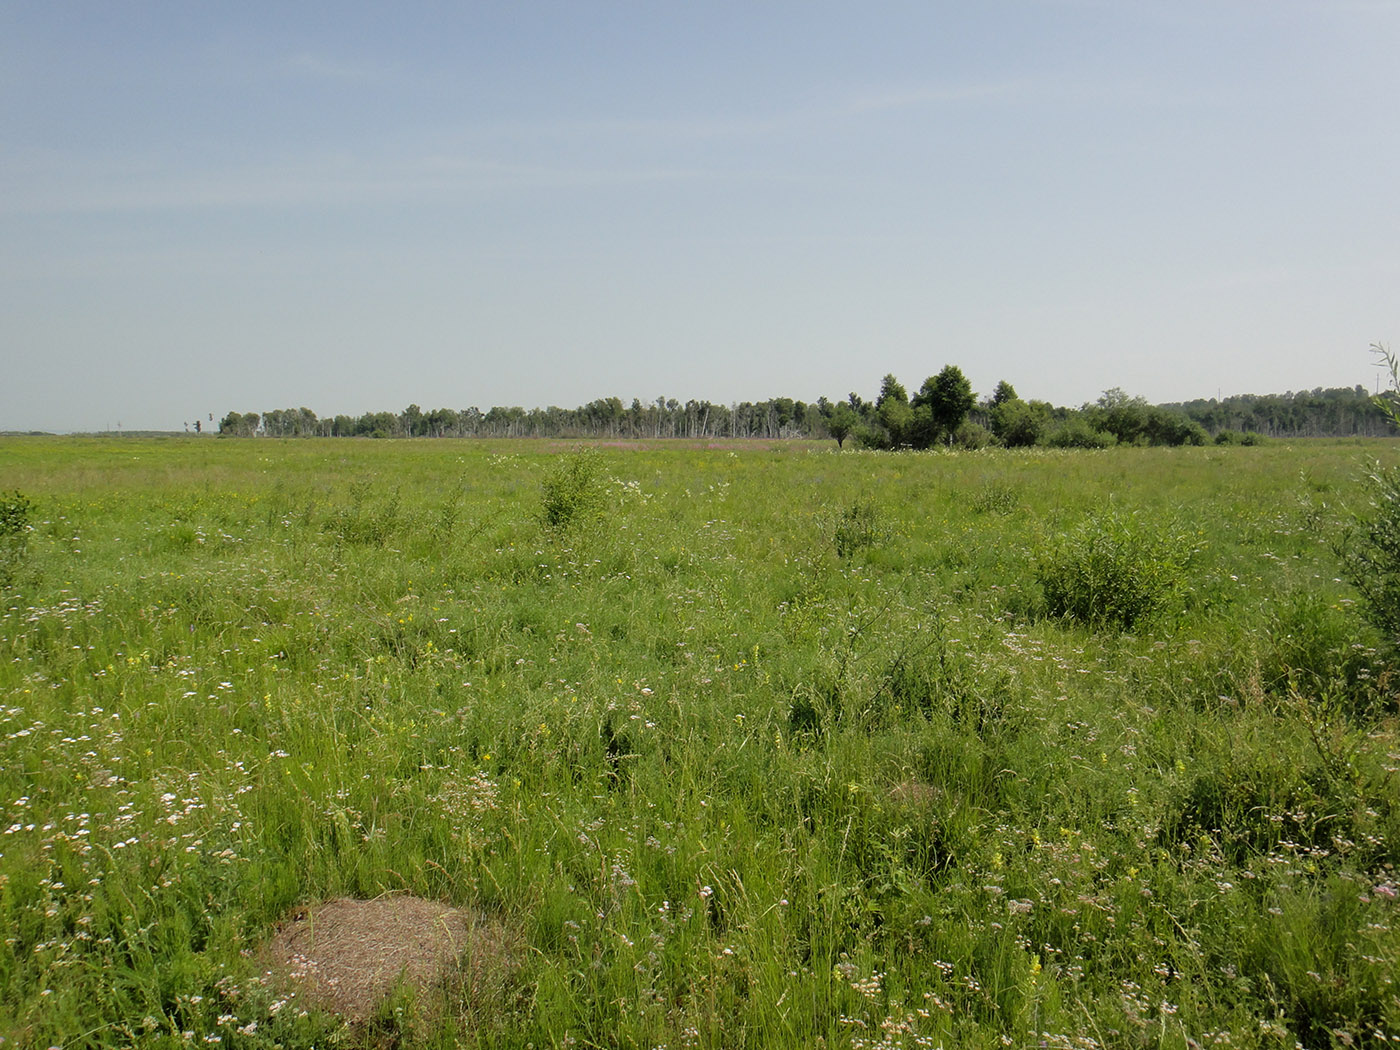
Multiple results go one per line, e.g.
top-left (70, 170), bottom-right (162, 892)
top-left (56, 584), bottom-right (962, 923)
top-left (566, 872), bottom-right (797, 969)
top-left (888, 780), bottom-right (941, 808)
top-left (264, 895), bottom-right (521, 1029)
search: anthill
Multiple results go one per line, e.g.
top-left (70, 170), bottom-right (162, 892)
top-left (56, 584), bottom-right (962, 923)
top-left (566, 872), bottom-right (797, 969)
top-left (263, 895), bottom-right (520, 1030)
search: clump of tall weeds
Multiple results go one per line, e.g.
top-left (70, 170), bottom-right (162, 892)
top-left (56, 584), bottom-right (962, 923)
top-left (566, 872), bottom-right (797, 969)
top-left (970, 479), bottom-right (1018, 515)
top-left (540, 448), bottom-right (606, 530)
top-left (0, 490), bottom-right (32, 586)
top-left (1037, 509), bottom-right (1196, 630)
top-left (1336, 461), bottom-right (1400, 648)
top-left (326, 479), bottom-right (402, 546)
top-left (1332, 344), bottom-right (1400, 656)
top-left (832, 497), bottom-right (883, 559)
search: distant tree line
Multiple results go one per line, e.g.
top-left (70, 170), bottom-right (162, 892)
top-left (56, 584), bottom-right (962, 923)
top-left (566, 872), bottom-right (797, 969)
top-left (1163, 386), bottom-right (1395, 439)
top-left (221, 397), bottom-right (829, 441)
top-left (219, 376), bottom-right (1396, 446)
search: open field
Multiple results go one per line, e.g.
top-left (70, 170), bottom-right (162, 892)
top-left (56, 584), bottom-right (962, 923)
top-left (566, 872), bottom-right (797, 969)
top-left (1, 436), bottom-right (1397, 1049)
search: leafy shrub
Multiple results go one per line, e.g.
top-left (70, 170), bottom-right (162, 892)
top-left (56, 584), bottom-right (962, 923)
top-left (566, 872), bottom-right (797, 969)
top-left (1159, 742), bottom-right (1340, 863)
top-left (853, 425), bottom-right (889, 451)
top-left (0, 490), bottom-right (29, 538)
top-left (884, 647), bottom-right (1018, 737)
top-left (1037, 510), bottom-right (1196, 630)
top-left (970, 480), bottom-right (1018, 515)
top-left (989, 397), bottom-right (1049, 448)
top-left (1336, 461), bottom-right (1400, 646)
top-left (1042, 416), bottom-right (1115, 449)
top-left (1143, 408), bottom-right (1209, 447)
top-left (951, 420), bottom-right (994, 450)
top-left (1261, 591), bottom-right (1381, 704)
top-left (0, 490), bottom-right (32, 586)
top-left (832, 497), bottom-right (882, 559)
top-left (326, 480), bottom-right (402, 545)
top-left (540, 448), bottom-right (606, 530)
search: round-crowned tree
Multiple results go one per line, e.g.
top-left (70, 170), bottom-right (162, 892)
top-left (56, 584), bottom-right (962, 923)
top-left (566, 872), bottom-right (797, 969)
top-left (912, 365), bottom-right (976, 448)
top-left (874, 374), bottom-right (912, 448)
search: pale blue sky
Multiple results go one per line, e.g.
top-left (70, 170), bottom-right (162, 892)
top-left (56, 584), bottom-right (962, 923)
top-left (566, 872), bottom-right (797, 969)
top-left (2, 1), bottom-right (1397, 431)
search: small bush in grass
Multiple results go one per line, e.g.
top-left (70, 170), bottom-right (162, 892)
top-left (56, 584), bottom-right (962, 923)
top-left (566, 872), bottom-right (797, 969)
top-left (0, 490), bottom-right (31, 585)
top-left (1262, 591), bottom-right (1382, 706)
top-left (541, 448), bottom-right (606, 530)
top-left (327, 480), bottom-right (402, 545)
top-left (971, 480), bottom-right (1018, 515)
top-left (1160, 739), bottom-right (1339, 864)
top-left (832, 497), bottom-right (882, 559)
top-left (1037, 510), bottom-right (1196, 630)
top-left (1337, 461), bottom-right (1400, 648)
top-left (0, 491), bottom-right (29, 537)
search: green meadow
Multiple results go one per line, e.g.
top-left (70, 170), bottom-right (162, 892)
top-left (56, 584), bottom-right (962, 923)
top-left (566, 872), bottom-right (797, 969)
top-left (0, 436), bottom-right (1396, 1049)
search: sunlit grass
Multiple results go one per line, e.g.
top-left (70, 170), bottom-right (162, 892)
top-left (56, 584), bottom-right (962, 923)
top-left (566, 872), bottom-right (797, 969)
top-left (0, 436), bottom-right (1396, 1048)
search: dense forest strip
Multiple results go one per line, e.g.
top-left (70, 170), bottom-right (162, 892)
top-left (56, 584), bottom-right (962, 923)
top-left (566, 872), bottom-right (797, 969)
top-left (216, 379), bottom-right (1395, 445)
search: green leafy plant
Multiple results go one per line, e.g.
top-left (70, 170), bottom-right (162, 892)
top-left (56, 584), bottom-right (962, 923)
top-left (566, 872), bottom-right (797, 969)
top-left (0, 490), bottom-right (32, 586)
top-left (951, 420), bottom-right (994, 450)
top-left (540, 447), bottom-right (606, 529)
top-left (1337, 462), bottom-right (1400, 644)
top-left (1335, 343), bottom-right (1400, 646)
top-left (1042, 415), bottom-right (1115, 449)
top-left (326, 479), bottom-right (402, 545)
top-left (1037, 510), bottom-right (1196, 630)
top-left (0, 490), bottom-right (29, 538)
top-left (1260, 591), bottom-right (1381, 710)
top-left (971, 480), bottom-right (1018, 515)
top-left (832, 497), bottom-right (882, 559)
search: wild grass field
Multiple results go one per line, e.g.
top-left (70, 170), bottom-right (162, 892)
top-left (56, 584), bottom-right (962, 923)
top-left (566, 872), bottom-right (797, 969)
top-left (0, 436), bottom-right (1396, 1050)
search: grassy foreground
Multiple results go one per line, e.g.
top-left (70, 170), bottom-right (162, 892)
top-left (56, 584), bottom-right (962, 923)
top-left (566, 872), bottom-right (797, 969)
top-left (0, 436), bottom-right (1397, 1049)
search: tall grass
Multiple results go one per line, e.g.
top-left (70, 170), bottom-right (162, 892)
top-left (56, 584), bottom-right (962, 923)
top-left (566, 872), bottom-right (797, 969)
top-left (0, 436), bottom-right (1395, 1048)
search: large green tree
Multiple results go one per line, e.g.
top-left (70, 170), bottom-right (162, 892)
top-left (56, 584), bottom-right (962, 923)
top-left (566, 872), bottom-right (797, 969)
top-left (989, 380), bottom-right (1018, 407)
top-left (875, 374), bottom-right (913, 448)
top-left (825, 402), bottom-right (858, 448)
top-left (218, 411), bottom-right (260, 437)
top-left (912, 366), bottom-right (976, 447)
top-left (991, 397), bottom-right (1053, 447)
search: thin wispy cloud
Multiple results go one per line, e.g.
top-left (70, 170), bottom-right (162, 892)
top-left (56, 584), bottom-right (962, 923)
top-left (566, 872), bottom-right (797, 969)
top-left (0, 148), bottom-right (735, 216)
top-left (279, 51), bottom-right (396, 83)
top-left (1284, 0), bottom-right (1400, 13)
top-left (837, 81), bottom-right (1029, 116)
top-left (485, 81), bottom-right (1029, 146)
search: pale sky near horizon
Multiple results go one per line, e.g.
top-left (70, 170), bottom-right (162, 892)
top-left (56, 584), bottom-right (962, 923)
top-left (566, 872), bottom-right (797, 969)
top-left (2, 2), bottom-right (1397, 432)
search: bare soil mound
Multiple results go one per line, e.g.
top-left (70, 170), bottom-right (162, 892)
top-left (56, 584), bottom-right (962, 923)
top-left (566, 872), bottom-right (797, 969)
top-left (265, 895), bottom-right (517, 1025)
